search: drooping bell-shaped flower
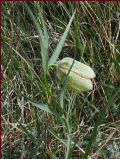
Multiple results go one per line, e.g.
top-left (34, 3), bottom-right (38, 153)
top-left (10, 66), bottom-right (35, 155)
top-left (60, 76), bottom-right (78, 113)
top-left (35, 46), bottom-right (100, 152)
top-left (56, 57), bottom-right (95, 92)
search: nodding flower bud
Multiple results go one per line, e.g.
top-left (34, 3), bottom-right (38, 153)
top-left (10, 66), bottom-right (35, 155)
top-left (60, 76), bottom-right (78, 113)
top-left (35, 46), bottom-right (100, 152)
top-left (56, 57), bottom-right (95, 92)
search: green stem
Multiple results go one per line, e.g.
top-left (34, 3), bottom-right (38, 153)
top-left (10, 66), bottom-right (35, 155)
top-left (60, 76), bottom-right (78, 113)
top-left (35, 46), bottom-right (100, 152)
top-left (65, 113), bottom-right (72, 159)
top-left (65, 134), bottom-right (72, 159)
top-left (65, 93), bottom-right (76, 159)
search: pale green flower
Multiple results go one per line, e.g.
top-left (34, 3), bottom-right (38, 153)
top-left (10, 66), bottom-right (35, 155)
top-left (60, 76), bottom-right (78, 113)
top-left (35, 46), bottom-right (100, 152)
top-left (56, 57), bottom-right (95, 92)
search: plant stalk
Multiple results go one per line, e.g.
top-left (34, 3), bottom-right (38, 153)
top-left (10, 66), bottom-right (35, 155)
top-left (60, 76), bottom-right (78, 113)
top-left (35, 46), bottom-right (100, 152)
top-left (65, 134), bottom-right (72, 159)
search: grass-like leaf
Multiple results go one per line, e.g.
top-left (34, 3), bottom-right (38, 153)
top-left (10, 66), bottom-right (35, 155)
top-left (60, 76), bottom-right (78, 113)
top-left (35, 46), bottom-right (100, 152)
top-left (30, 101), bottom-right (55, 115)
top-left (25, 3), bottom-right (49, 73)
top-left (48, 128), bottom-right (66, 145)
top-left (48, 11), bottom-right (76, 67)
top-left (82, 88), bottom-right (120, 159)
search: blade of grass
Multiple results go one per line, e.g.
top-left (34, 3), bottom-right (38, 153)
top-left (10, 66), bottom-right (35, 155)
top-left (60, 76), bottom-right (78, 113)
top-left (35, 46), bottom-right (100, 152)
top-left (82, 88), bottom-right (120, 159)
top-left (48, 128), bottom-right (66, 145)
top-left (25, 3), bottom-right (48, 73)
top-left (29, 101), bottom-right (55, 115)
top-left (48, 10), bottom-right (76, 67)
top-left (36, 3), bottom-right (49, 48)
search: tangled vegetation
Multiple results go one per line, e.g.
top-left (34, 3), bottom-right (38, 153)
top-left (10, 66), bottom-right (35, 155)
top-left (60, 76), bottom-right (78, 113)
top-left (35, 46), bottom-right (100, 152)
top-left (2, 2), bottom-right (120, 159)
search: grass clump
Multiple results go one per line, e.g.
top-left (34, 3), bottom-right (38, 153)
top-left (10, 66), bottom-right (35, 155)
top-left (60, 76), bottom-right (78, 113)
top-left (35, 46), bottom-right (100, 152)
top-left (2, 2), bottom-right (120, 159)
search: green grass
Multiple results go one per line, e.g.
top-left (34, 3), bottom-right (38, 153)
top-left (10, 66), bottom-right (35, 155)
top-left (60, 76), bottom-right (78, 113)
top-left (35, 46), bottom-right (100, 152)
top-left (2, 2), bottom-right (120, 159)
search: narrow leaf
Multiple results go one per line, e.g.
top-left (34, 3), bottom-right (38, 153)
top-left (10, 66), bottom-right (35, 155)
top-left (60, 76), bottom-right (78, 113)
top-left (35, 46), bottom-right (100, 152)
top-left (36, 3), bottom-right (49, 49)
top-left (30, 101), bottom-right (54, 115)
top-left (25, 3), bottom-right (48, 73)
top-left (48, 11), bottom-right (76, 67)
top-left (48, 128), bottom-right (66, 145)
top-left (82, 88), bottom-right (120, 159)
